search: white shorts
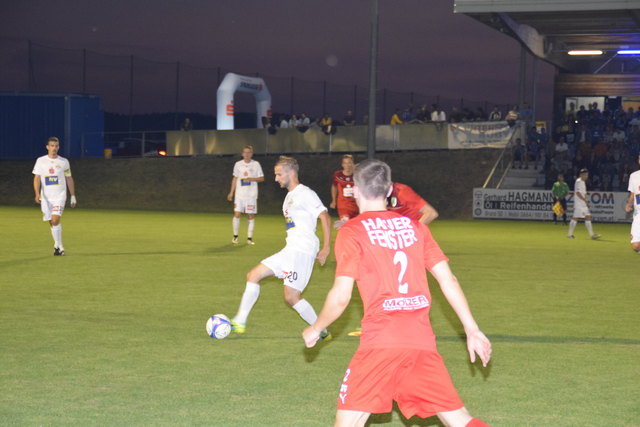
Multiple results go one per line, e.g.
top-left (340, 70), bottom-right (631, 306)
top-left (41, 198), bottom-right (65, 221)
top-left (631, 216), bottom-right (640, 243)
top-left (572, 203), bottom-right (591, 219)
top-left (234, 198), bottom-right (258, 214)
top-left (261, 246), bottom-right (316, 292)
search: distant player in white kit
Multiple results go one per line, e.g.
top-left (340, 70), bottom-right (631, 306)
top-left (32, 137), bottom-right (77, 256)
top-left (624, 154), bottom-right (640, 253)
top-left (227, 145), bottom-right (264, 245)
top-left (230, 156), bottom-right (332, 340)
top-left (568, 168), bottom-right (600, 240)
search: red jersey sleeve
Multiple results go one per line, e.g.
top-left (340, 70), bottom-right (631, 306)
top-left (398, 183), bottom-right (427, 214)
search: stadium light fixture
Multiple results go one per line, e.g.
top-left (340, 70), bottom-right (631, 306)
top-left (567, 50), bottom-right (603, 56)
top-left (617, 49), bottom-right (640, 55)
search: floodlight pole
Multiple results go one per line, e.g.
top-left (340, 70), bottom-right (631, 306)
top-left (366, 0), bottom-right (379, 159)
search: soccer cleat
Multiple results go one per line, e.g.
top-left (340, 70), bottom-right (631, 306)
top-left (319, 330), bottom-right (333, 342)
top-left (232, 236), bottom-right (238, 244)
top-left (247, 238), bottom-right (255, 245)
top-left (53, 247), bottom-right (65, 256)
top-left (347, 328), bottom-right (362, 337)
top-left (231, 320), bottom-right (245, 334)
top-left (567, 235), bottom-right (575, 239)
top-left (591, 234), bottom-right (601, 240)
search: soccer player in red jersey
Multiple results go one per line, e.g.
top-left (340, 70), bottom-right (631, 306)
top-left (330, 154), bottom-right (359, 228)
top-left (303, 159), bottom-right (491, 427)
top-left (388, 182), bottom-right (438, 225)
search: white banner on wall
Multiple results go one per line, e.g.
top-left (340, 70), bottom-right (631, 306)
top-left (473, 188), bottom-right (632, 223)
top-left (447, 121), bottom-right (515, 149)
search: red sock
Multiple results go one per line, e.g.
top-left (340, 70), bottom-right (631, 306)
top-left (466, 418), bottom-right (490, 427)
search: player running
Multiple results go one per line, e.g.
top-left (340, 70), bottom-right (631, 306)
top-left (330, 154), bottom-right (358, 229)
top-left (624, 154), bottom-right (640, 253)
top-left (567, 168), bottom-right (600, 240)
top-left (231, 156), bottom-right (332, 340)
top-left (227, 145), bottom-right (264, 245)
top-left (32, 137), bottom-right (77, 256)
top-left (303, 159), bottom-right (491, 427)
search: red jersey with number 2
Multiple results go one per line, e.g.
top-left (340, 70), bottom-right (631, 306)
top-left (335, 210), bottom-right (448, 351)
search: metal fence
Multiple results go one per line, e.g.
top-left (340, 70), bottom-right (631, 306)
top-left (2, 39), bottom-right (512, 125)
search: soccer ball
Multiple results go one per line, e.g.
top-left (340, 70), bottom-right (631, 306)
top-left (206, 314), bottom-right (232, 339)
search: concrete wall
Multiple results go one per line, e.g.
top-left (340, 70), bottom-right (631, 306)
top-left (1, 149), bottom-right (500, 219)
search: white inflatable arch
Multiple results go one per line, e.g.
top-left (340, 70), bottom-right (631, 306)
top-left (216, 73), bottom-right (272, 130)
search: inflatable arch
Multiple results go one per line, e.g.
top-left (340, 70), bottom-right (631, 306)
top-left (216, 73), bottom-right (272, 130)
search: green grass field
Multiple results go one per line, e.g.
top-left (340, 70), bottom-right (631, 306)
top-left (0, 206), bottom-right (638, 426)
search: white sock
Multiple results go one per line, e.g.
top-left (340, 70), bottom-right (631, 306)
top-left (234, 282), bottom-right (260, 324)
top-left (568, 220), bottom-right (577, 236)
top-left (292, 299), bottom-right (326, 334)
top-left (247, 219), bottom-right (255, 239)
top-left (585, 220), bottom-right (594, 236)
top-left (51, 224), bottom-right (63, 249)
top-left (232, 217), bottom-right (240, 236)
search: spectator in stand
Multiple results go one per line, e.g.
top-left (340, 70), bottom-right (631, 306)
top-left (564, 102), bottom-right (577, 120)
top-left (390, 109), bottom-right (403, 126)
top-left (279, 115), bottom-right (289, 128)
top-left (361, 114), bottom-right (369, 125)
top-left (289, 114), bottom-right (299, 128)
top-left (180, 117), bottom-right (193, 131)
top-left (505, 106), bottom-right (519, 127)
top-left (449, 107), bottom-right (463, 123)
top-left (413, 104), bottom-right (429, 123)
top-left (474, 107), bottom-right (487, 121)
top-left (431, 105), bottom-right (446, 131)
top-left (526, 126), bottom-right (543, 170)
top-left (512, 137), bottom-right (527, 169)
top-left (343, 110), bottom-right (356, 126)
top-left (401, 106), bottom-right (414, 123)
top-left (488, 106), bottom-right (502, 121)
top-left (321, 113), bottom-right (336, 135)
top-left (296, 113), bottom-right (310, 133)
top-left (553, 137), bottom-right (569, 171)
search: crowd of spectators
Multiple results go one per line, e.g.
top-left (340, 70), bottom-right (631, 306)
top-left (538, 102), bottom-right (640, 192)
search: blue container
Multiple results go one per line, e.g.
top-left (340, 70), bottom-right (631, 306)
top-left (0, 93), bottom-right (104, 159)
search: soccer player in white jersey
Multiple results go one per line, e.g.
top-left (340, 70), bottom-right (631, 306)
top-left (227, 145), bottom-right (264, 245)
top-left (567, 168), bottom-right (600, 240)
top-left (230, 156), bottom-right (332, 339)
top-left (624, 154), bottom-right (640, 253)
top-left (32, 137), bottom-right (77, 256)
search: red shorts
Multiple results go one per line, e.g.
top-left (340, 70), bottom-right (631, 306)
top-left (336, 348), bottom-right (464, 419)
top-left (337, 199), bottom-right (358, 220)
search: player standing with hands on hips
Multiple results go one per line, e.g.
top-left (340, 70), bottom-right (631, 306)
top-left (32, 137), bottom-right (77, 256)
top-left (227, 145), bottom-right (264, 245)
top-left (231, 156), bottom-right (332, 340)
top-left (624, 154), bottom-right (640, 253)
top-left (303, 159), bottom-right (491, 427)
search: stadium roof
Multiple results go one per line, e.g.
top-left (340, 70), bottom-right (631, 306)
top-left (454, 0), bottom-right (640, 73)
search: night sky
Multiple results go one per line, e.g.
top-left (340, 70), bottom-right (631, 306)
top-left (1, 0), bottom-right (555, 119)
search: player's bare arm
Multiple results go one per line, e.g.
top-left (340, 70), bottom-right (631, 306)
top-left (302, 275), bottom-right (354, 347)
top-left (418, 202), bottom-right (439, 225)
top-left (430, 261), bottom-right (492, 367)
top-left (625, 192), bottom-right (634, 212)
top-left (67, 176), bottom-right (77, 208)
top-left (330, 183), bottom-right (337, 209)
top-left (33, 174), bottom-right (41, 203)
top-left (227, 176), bottom-right (237, 201)
top-left (316, 210), bottom-right (331, 265)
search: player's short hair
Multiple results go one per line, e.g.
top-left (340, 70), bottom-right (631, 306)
top-left (276, 156), bottom-right (299, 173)
top-left (243, 145), bottom-right (253, 152)
top-left (342, 154), bottom-right (353, 161)
top-left (579, 168), bottom-right (589, 174)
top-left (354, 159), bottom-right (391, 199)
top-left (47, 137), bottom-right (59, 144)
